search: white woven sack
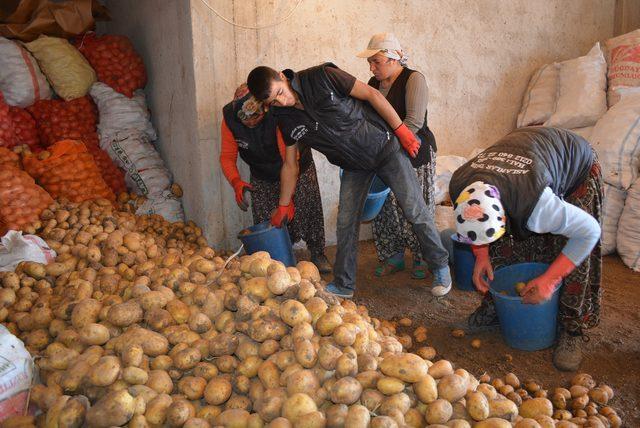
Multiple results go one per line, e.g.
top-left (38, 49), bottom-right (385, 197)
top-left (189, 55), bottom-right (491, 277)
top-left (617, 178), bottom-right (640, 271)
top-left (105, 130), bottom-right (171, 196)
top-left (90, 82), bottom-right (157, 143)
top-left (545, 43), bottom-right (607, 129)
top-left (136, 190), bottom-right (185, 223)
top-left (590, 87), bottom-right (640, 190)
top-left (0, 37), bottom-right (51, 107)
top-left (601, 183), bottom-right (627, 255)
top-left (517, 63), bottom-right (559, 128)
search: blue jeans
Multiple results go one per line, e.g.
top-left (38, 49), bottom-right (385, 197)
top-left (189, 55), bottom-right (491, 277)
top-left (334, 149), bottom-right (450, 290)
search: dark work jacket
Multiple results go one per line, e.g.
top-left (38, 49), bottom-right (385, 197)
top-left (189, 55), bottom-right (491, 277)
top-left (449, 127), bottom-right (594, 240)
top-left (368, 67), bottom-right (436, 167)
top-left (273, 63), bottom-right (399, 171)
top-left (223, 99), bottom-right (311, 182)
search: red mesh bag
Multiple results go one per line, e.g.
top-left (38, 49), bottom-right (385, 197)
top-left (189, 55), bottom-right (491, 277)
top-left (76, 33), bottom-right (147, 98)
top-left (23, 139), bottom-right (115, 203)
top-left (0, 147), bottom-right (20, 169)
top-left (84, 135), bottom-right (127, 195)
top-left (0, 93), bottom-right (16, 148)
top-left (0, 164), bottom-right (53, 235)
top-left (27, 96), bottom-right (98, 147)
top-left (9, 107), bottom-right (40, 149)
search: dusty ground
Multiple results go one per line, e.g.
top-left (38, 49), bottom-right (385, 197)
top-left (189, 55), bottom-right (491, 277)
top-left (313, 242), bottom-right (640, 426)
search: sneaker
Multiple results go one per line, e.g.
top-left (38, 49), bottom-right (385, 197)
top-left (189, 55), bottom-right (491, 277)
top-left (467, 300), bottom-right (500, 332)
top-left (324, 282), bottom-right (354, 298)
top-left (431, 265), bottom-right (452, 296)
top-left (553, 331), bottom-right (583, 372)
top-left (311, 254), bottom-right (332, 274)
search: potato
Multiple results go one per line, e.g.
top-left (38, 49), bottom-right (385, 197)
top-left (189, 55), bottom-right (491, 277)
top-left (330, 376), bottom-right (362, 404)
top-left (315, 312), bottom-right (342, 336)
top-left (22, 261), bottom-right (46, 279)
top-left (379, 353), bottom-right (428, 383)
top-left (370, 416), bottom-right (398, 428)
top-left (515, 419), bottom-right (543, 428)
top-left (86, 389), bottom-right (136, 427)
top-left (334, 352), bottom-right (358, 378)
top-left (267, 270), bottom-right (291, 295)
top-left (205, 377), bottom-right (233, 405)
top-left (173, 347), bottom-right (202, 370)
top-left (323, 404), bottom-right (347, 428)
top-left (167, 399), bottom-right (196, 427)
top-left (488, 398), bottom-right (518, 422)
top-left (589, 387), bottom-right (609, 405)
top-left (122, 366), bottom-right (149, 385)
top-left (377, 376), bottom-right (405, 395)
top-left (280, 300), bottom-right (312, 327)
top-left (146, 370), bottom-right (174, 394)
top-left (293, 339), bottom-right (317, 369)
top-left (517, 396), bottom-right (552, 419)
top-left (114, 327), bottom-right (169, 356)
top-left (438, 374), bottom-right (467, 402)
top-left (107, 300), bottom-right (143, 327)
top-left (466, 390), bottom-right (490, 421)
top-left (317, 343), bottom-right (342, 370)
top-left (88, 355), bottom-right (121, 387)
top-left (286, 369), bottom-right (318, 397)
top-left (425, 398), bottom-right (453, 424)
top-left (145, 394), bottom-right (173, 425)
top-left (281, 393), bottom-right (317, 423)
top-left (210, 333), bottom-right (239, 357)
top-left (474, 418), bottom-right (513, 428)
top-left (428, 359), bottom-right (454, 379)
top-left (78, 322), bottom-right (110, 345)
top-left (71, 298), bottom-right (101, 328)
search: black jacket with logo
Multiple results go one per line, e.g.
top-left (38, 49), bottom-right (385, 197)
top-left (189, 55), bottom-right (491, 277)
top-left (368, 66), bottom-right (436, 168)
top-left (449, 127), bottom-right (594, 240)
top-left (273, 63), bottom-right (399, 171)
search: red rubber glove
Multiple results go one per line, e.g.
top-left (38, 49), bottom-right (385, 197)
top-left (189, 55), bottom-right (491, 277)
top-left (521, 253), bottom-right (576, 304)
top-left (393, 123), bottom-right (420, 158)
top-left (231, 178), bottom-right (252, 211)
top-left (471, 244), bottom-right (493, 294)
top-left (271, 203), bottom-right (295, 227)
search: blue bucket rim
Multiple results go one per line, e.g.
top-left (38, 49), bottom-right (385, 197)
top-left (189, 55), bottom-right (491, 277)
top-left (237, 220), bottom-right (283, 240)
top-left (339, 170), bottom-right (391, 197)
top-left (488, 262), bottom-right (559, 302)
top-left (369, 187), bottom-right (391, 198)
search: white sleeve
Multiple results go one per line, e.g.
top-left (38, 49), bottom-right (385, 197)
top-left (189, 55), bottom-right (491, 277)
top-left (527, 187), bottom-right (601, 265)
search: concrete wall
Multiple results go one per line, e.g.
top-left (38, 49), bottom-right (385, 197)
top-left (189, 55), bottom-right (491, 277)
top-left (101, 0), bottom-right (617, 249)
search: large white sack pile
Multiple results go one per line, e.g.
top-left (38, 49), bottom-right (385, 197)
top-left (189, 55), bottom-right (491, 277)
top-left (515, 30), bottom-right (640, 270)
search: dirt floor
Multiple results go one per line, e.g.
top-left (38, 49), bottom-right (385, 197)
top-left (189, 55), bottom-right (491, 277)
top-left (315, 241), bottom-right (640, 425)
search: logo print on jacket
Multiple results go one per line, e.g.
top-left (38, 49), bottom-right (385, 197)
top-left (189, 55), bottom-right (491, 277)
top-left (291, 125), bottom-right (308, 142)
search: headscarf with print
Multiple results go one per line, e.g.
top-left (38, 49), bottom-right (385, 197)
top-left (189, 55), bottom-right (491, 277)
top-left (234, 83), bottom-right (265, 128)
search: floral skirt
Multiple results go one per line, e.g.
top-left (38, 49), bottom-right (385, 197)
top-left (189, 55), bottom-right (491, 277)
top-left (372, 146), bottom-right (436, 262)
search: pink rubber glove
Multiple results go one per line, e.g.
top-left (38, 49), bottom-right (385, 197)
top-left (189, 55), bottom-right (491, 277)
top-left (271, 203), bottom-right (295, 227)
top-left (393, 123), bottom-right (420, 158)
top-left (231, 178), bottom-right (252, 211)
top-left (521, 253), bottom-right (576, 304)
top-left (471, 244), bottom-right (493, 294)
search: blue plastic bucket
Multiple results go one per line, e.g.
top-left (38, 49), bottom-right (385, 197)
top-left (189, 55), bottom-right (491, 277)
top-left (361, 176), bottom-right (391, 221)
top-left (238, 221), bottom-right (296, 266)
top-left (451, 233), bottom-right (476, 291)
top-left (489, 263), bottom-right (561, 351)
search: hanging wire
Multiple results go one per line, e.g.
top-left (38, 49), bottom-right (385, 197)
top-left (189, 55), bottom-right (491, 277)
top-left (198, 0), bottom-right (304, 30)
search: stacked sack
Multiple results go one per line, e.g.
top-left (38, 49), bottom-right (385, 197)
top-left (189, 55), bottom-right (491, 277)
top-left (75, 33), bottom-right (147, 97)
top-left (516, 30), bottom-right (640, 269)
top-left (0, 157), bottom-right (53, 235)
top-left (22, 140), bottom-right (115, 203)
top-left (90, 82), bottom-right (184, 222)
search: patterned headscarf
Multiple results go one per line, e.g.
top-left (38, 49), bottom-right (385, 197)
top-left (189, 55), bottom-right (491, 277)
top-left (234, 83), bottom-right (265, 128)
top-left (454, 181), bottom-right (507, 245)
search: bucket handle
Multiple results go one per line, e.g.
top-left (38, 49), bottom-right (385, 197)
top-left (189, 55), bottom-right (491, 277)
top-left (209, 244), bottom-right (244, 284)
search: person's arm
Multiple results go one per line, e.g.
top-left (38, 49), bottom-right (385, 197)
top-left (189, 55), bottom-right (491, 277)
top-left (404, 72), bottom-right (429, 134)
top-left (349, 79), bottom-right (420, 157)
top-left (349, 80), bottom-right (403, 129)
top-left (526, 187), bottom-right (601, 265)
top-left (521, 187), bottom-right (600, 303)
top-left (220, 119), bottom-right (252, 210)
top-left (271, 143), bottom-right (299, 227)
top-left (219, 118), bottom-right (241, 185)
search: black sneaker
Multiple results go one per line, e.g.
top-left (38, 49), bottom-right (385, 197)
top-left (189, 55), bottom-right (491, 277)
top-left (467, 299), bottom-right (500, 332)
top-left (311, 254), bottom-right (332, 274)
top-left (553, 331), bottom-right (583, 372)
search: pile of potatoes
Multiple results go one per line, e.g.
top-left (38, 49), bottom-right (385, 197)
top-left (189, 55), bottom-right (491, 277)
top-left (0, 198), bottom-right (623, 428)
